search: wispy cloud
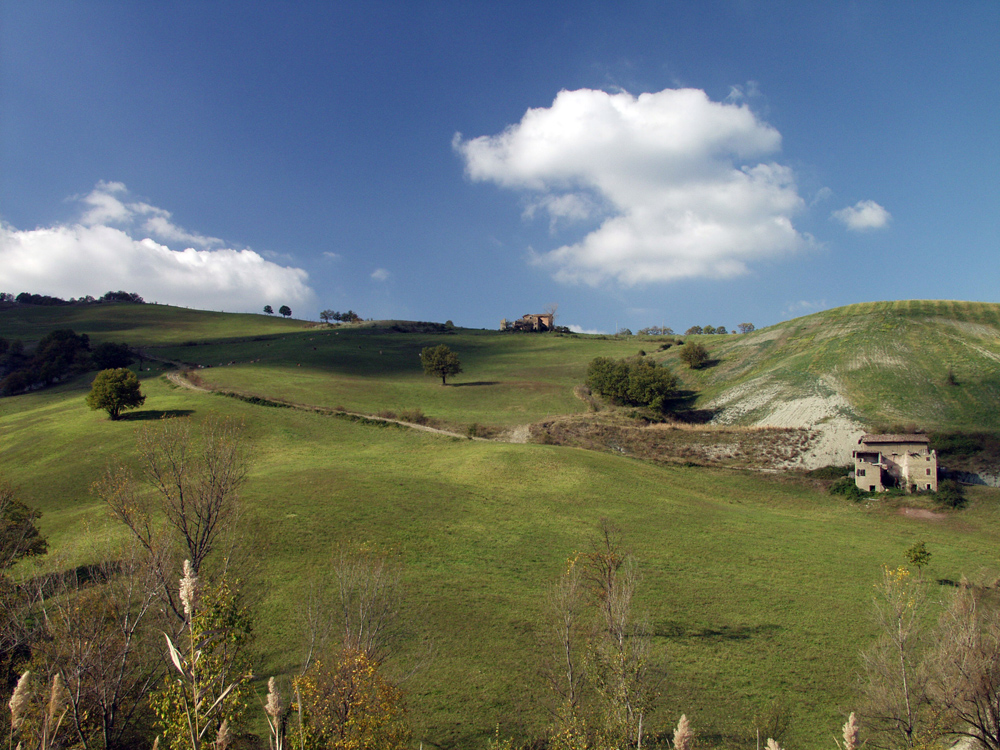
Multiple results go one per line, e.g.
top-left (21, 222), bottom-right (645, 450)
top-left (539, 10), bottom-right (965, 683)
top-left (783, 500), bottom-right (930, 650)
top-left (0, 182), bottom-right (313, 311)
top-left (455, 86), bottom-right (809, 286)
top-left (783, 299), bottom-right (827, 317)
top-left (832, 200), bottom-right (891, 231)
top-left (370, 268), bottom-right (389, 281)
top-left (568, 323), bottom-right (606, 335)
top-left (322, 251), bottom-right (342, 260)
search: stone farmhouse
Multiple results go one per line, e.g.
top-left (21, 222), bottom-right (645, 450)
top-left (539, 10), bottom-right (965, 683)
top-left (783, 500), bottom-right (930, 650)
top-left (500, 313), bottom-right (555, 332)
top-left (853, 434), bottom-right (938, 493)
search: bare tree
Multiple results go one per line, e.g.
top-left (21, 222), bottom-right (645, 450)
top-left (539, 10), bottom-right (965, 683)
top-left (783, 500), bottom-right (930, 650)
top-left (581, 519), bottom-right (659, 749)
top-left (547, 555), bottom-right (586, 711)
top-left (927, 580), bottom-right (1000, 750)
top-left (860, 566), bottom-right (931, 748)
top-left (299, 547), bottom-right (402, 673)
top-left (31, 538), bottom-right (166, 750)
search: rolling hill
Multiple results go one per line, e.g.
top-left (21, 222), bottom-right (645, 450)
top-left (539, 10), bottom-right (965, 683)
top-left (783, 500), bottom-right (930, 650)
top-left (1, 299), bottom-right (998, 749)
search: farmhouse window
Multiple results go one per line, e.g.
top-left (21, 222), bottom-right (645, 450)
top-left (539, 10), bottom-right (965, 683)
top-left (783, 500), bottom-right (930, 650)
top-left (926, 469), bottom-right (931, 475)
top-left (858, 469), bottom-right (866, 476)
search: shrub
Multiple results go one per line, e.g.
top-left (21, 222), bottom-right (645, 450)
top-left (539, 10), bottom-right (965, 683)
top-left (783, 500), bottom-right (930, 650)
top-left (586, 357), bottom-right (678, 412)
top-left (935, 479), bottom-right (966, 509)
top-left (830, 476), bottom-right (868, 502)
top-left (679, 342), bottom-right (709, 369)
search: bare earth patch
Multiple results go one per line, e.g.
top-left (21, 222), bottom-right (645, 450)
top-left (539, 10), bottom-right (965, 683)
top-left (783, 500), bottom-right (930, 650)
top-left (899, 507), bottom-right (947, 521)
top-left (708, 376), bottom-right (865, 469)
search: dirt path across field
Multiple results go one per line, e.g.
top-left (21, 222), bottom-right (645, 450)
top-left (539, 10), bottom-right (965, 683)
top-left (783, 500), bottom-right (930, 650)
top-left (163, 368), bottom-right (482, 441)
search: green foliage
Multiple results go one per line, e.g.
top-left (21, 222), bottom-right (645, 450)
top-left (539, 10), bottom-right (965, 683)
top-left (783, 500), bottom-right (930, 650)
top-left (586, 356), bottom-right (678, 412)
top-left (738, 322), bottom-right (755, 334)
top-left (0, 479), bottom-right (47, 570)
top-left (806, 465), bottom-right (852, 480)
top-left (154, 575), bottom-right (254, 750)
top-left (1, 329), bottom-right (92, 395)
top-left (264, 304), bottom-right (273, 314)
top-left (685, 326), bottom-right (703, 335)
top-left (279, 305), bottom-right (292, 318)
top-left (420, 344), bottom-right (463, 385)
top-left (85, 368), bottom-right (146, 420)
top-left (935, 479), bottom-right (967, 509)
top-left (679, 341), bottom-right (709, 369)
top-left (904, 541), bottom-right (932, 574)
top-left (830, 476), bottom-right (869, 502)
top-left (91, 341), bottom-right (134, 370)
top-left (294, 649), bottom-right (410, 750)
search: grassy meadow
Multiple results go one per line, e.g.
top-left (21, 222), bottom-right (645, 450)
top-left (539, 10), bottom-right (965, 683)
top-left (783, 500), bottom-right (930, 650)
top-left (2, 301), bottom-right (1000, 748)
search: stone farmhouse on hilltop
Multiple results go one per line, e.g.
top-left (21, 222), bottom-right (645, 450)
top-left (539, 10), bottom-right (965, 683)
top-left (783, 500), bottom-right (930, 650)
top-left (500, 313), bottom-right (555, 332)
top-left (853, 434), bottom-right (938, 493)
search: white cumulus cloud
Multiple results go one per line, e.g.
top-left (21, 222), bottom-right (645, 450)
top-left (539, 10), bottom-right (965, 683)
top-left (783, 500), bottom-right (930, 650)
top-left (832, 200), bottom-right (891, 231)
top-left (371, 268), bottom-right (389, 281)
top-left (0, 182), bottom-right (313, 311)
top-left (455, 87), bottom-right (809, 285)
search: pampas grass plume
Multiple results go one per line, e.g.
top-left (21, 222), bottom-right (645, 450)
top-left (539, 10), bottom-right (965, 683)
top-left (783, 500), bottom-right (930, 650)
top-left (842, 712), bottom-right (859, 750)
top-left (265, 677), bottom-right (283, 721)
top-left (179, 559), bottom-right (199, 620)
top-left (8, 671), bottom-right (30, 730)
top-left (215, 718), bottom-right (231, 750)
top-left (673, 713), bottom-right (694, 750)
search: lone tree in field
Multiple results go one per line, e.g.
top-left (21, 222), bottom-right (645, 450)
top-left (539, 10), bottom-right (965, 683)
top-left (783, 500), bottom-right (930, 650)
top-left (279, 305), bottom-right (292, 318)
top-left (679, 341), bottom-right (709, 369)
top-left (263, 305), bottom-right (273, 315)
top-left (86, 368), bottom-right (145, 420)
top-left (420, 344), bottom-right (462, 385)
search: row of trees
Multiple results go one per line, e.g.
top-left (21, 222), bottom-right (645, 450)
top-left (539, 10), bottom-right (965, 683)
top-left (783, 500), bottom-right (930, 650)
top-left (0, 291), bottom-right (145, 306)
top-left (319, 310), bottom-right (361, 324)
top-left (630, 323), bottom-right (755, 337)
top-left (1, 330), bottom-right (135, 397)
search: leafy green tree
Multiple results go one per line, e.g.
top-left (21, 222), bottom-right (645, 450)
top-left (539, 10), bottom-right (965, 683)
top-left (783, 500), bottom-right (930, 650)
top-left (263, 305), bottom-right (274, 315)
top-left (320, 309), bottom-right (336, 324)
top-left (684, 326), bottom-right (703, 335)
top-left (703, 325), bottom-right (717, 335)
top-left (420, 345), bottom-right (462, 385)
top-left (738, 322), bottom-right (755, 334)
top-left (86, 368), bottom-right (146, 420)
top-left (679, 342), bottom-right (709, 369)
top-left (904, 541), bottom-right (932, 579)
top-left (0, 479), bottom-right (47, 571)
top-left (279, 305), bottom-right (292, 318)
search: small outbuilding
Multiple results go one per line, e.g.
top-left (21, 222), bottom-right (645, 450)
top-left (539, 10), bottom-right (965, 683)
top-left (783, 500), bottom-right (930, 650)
top-left (853, 434), bottom-right (937, 493)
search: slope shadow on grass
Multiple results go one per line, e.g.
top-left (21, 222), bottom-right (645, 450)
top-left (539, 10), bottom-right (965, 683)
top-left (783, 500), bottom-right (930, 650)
top-left (449, 381), bottom-right (500, 387)
top-left (120, 409), bottom-right (194, 421)
top-left (655, 621), bottom-right (781, 642)
top-left (664, 390), bottom-right (716, 423)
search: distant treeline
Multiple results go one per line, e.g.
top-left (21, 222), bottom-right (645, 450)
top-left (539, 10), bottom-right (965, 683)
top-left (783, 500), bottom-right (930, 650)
top-left (0, 290), bottom-right (145, 306)
top-left (0, 330), bottom-right (134, 397)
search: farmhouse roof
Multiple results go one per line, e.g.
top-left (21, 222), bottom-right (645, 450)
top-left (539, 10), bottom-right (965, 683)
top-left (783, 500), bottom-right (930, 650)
top-left (860, 434), bottom-right (931, 444)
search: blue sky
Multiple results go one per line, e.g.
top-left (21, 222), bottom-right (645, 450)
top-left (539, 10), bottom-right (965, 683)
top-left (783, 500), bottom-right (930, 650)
top-left (2, 1), bottom-right (997, 333)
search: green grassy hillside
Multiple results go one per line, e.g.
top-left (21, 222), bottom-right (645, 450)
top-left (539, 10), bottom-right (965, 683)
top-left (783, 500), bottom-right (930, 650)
top-left (2, 300), bottom-right (999, 748)
top-left (654, 300), bottom-right (1000, 432)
